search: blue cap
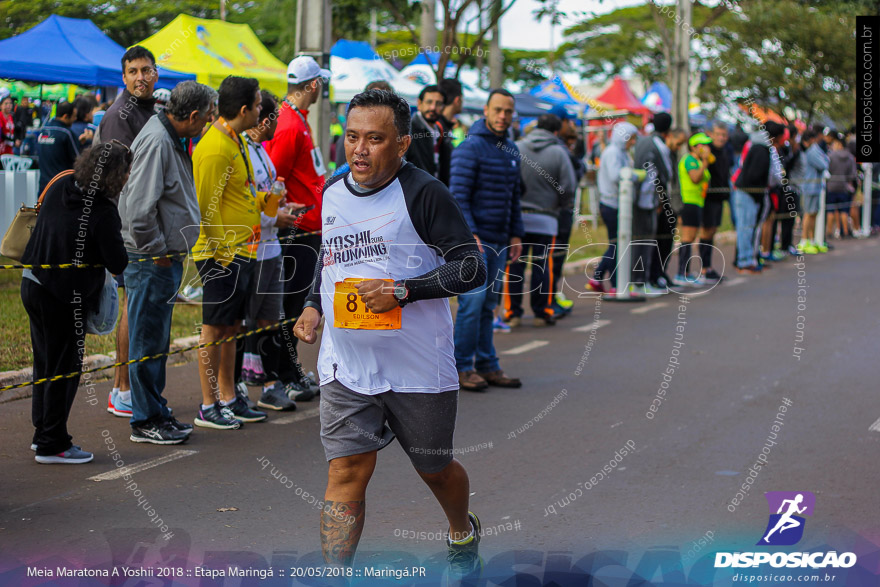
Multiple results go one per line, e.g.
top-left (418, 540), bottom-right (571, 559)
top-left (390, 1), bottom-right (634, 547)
top-left (548, 104), bottom-right (571, 120)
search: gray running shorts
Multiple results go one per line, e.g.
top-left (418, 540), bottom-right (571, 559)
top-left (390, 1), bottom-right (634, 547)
top-left (319, 379), bottom-right (458, 474)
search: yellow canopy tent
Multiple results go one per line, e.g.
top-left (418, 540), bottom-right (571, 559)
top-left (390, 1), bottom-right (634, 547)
top-left (140, 15), bottom-right (287, 96)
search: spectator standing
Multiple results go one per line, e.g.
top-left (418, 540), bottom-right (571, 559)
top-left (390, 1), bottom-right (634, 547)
top-left (237, 91), bottom-right (298, 412)
top-left (94, 45), bottom-right (160, 414)
top-left (676, 132), bottom-right (713, 284)
top-left (93, 46), bottom-right (158, 146)
top-left (191, 76), bottom-right (270, 429)
top-left (507, 113), bottom-right (576, 326)
top-left (265, 56), bottom-right (331, 399)
top-left (700, 122), bottom-right (731, 280)
top-left (405, 85), bottom-right (449, 182)
top-left (36, 102), bottom-right (82, 190)
top-left (588, 121), bottom-right (638, 293)
top-left (117, 81), bottom-right (218, 444)
top-left (70, 96), bottom-right (98, 149)
top-left (826, 134), bottom-right (857, 239)
top-left (632, 112), bottom-right (674, 293)
top-left (450, 89), bottom-right (524, 391)
top-left (437, 79), bottom-right (464, 184)
top-left (791, 129), bottom-right (829, 254)
top-left (1, 93), bottom-right (16, 154)
top-left (732, 122), bottom-right (786, 273)
top-left (13, 96), bottom-right (35, 152)
top-left (21, 143), bottom-right (131, 463)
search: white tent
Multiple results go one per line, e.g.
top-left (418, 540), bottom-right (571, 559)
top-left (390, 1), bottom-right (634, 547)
top-left (330, 40), bottom-right (425, 104)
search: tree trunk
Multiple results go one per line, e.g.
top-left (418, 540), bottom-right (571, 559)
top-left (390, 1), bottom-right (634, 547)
top-left (489, 0), bottom-right (503, 89)
top-left (671, 0), bottom-right (692, 131)
top-left (421, 0), bottom-right (437, 49)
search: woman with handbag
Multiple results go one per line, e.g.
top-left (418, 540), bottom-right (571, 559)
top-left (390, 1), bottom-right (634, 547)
top-left (20, 141), bottom-right (131, 464)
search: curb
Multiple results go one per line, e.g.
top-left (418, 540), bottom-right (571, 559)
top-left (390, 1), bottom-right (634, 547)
top-left (0, 335), bottom-right (201, 404)
top-left (0, 231), bottom-right (735, 402)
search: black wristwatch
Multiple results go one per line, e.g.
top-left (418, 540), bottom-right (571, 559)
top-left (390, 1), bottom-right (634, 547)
top-left (393, 280), bottom-right (410, 307)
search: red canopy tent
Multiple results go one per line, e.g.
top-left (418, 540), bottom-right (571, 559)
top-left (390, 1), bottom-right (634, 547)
top-left (584, 77), bottom-right (653, 155)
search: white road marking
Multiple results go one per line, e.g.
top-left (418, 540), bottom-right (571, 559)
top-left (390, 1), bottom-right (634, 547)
top-left (270, 406), bottom-right (321, 425)
top-left (724, 277), bottom-right (747, 287)
top-left (88, 449), bottom-right (198, 482)
top-left (868, 417), bottom-right (880, 433)
top-left (631, 302), bottom-right (668, 314)
top-left (502, 340), bottom-right (550, 355)
top-left (572, 319), bottom-right (611, 332)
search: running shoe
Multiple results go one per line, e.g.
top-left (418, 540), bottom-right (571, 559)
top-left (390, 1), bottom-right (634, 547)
top-left (235, 381), bottom-right (257, 409)
top-left (788, 245), bottom-right (800, 256)
top-left (817, 242), bottom-right (829, 253)
top-left (258, 382), bottom-right (297, 411)
top-left (587, 278), bottom-right (608, 293)
top-left (194, 403), bottom-right (242, 430)
top-left (550, 301), bottom-right (571, 319)
top-left (284, 380), bottom-right (316, 402)
top-left (293, 361), bottom-right (320, 394)
top-left (240, 368), bottom-right (266, 387)
top-left (107, 389), bottom-right (133, 418)
top-left (798, 241), bottom-right (819, 254)
top-left (35, 446), bottom-right (94, 464)
top-left (555, 293), bottom-right (574, 310)
top-left (770, 250), bottom-right (786, 261)
top-left (130, 421), bottom-right (189, 445)
top-left (225, 397), bottom-right (268, 423)
top-left (447, 512), bottom-right (482, 577)
top-left (737, 265), bottom-right (762, 275)
top-left (533, 313), bottom-right (556, 327)
top-left (166, 416), bottom-right (193, 435)
top-left (505, 315), bottom-right (522, 328)
top-left (703, 269), bottom-right (723, 282)
top-left (492, 316), bottom-right (511, 333)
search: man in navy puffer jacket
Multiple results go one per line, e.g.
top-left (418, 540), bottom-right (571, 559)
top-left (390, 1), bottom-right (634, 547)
top-left (450, 89), bottom-right (524, 391)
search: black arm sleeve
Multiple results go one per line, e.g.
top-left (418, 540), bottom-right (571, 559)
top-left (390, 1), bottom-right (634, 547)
top-left (303, 242), bottom-right (325, 314)
top-left (398, 164), bottom-right (487, 302)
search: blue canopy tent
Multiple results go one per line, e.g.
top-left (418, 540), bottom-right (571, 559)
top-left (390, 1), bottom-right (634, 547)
top-left (529, 77), bottom-right (586, 118)
top-left (641, 81), bottom-right (672, 112)
top-left (0, 15), bottom-right (194, 89)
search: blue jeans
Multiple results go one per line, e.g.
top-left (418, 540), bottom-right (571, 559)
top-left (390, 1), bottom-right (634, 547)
top-left (733, 189), bottom-right (759, 267)
top-left (125, 254), bottom-right (184, 427)
top-left (454, 242), bottom-right (506, 373)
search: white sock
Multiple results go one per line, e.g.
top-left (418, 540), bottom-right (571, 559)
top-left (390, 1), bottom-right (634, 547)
top-left (450, 525), bottom-right (475, 544)
top-left (117, 390), bottom-right (131, 402)
top-left (201, 403), bottom-right (215, 411)
top-left (112, 387), bottom-right (120, 395)
top-left (220, 398), bottom-right (235, 407)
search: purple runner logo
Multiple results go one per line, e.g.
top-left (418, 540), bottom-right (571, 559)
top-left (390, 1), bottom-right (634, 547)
top-left (757, 491), bottom-right (815, 546)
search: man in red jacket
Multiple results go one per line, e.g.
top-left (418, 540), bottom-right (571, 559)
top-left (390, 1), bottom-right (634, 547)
top-left (265, 56), bottom-right (331, 398)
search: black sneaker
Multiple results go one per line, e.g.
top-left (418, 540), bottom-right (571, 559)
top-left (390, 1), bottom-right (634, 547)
top-left (284, 379), bottom-right (316, 402)
top-left (130, 421), bottom-right (189, 445)
top-left (257, 382), bottom-right (297, 411)
top-left (225, 397), bottom-right (268, 422)
top-left (235, 381), bottom-right (257, 409)
top-left (447, 511), bottom-right (482, 577)
top-left (703, 268), bottom-right (723, 282)
top-left (165, 416), bottom-right (193, 435)
top-left (194, 403), bottom-right (242, 430)
top-left (293, 361), bottom-right (320, 395)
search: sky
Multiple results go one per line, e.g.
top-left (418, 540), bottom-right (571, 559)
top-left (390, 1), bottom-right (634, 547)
top-left (496, 0), bottom-right (645, 52)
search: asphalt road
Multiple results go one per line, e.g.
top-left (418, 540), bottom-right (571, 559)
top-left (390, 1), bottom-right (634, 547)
top-left (1, 237), bottom-right (879, 587)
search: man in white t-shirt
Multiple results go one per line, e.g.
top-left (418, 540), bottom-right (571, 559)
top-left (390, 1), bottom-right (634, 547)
top-left (294, 89), bottom-right (487, 577)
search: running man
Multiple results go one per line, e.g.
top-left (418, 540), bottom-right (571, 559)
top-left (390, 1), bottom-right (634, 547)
top-left (763, 494), bottom-right (808, 543)
top-left (293, 89), bottom-right (487, 576)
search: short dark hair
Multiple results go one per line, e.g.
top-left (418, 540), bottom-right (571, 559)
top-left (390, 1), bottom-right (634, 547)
top-left (652, 112), bottom-right (673, 134)
top-left (73, 95), bottom-right (98, 122)
top-left (487, 88), bottom-right (515, 105)
top-left (802, 129), bottom-right (818, 143)
top-left (287, 78), bottom-right (323, 97)
top-left (258, 90), bottom-right (277, 123)
top-left (536, 113), bottom-right (562, 133)
top-left (438, 79), bottom-right (462, 102)
top-left (418, 85), bottom-right (446, 103)
top-left (56, 101), bottom-right (75, 119)
top-left (365, 80), bottom-right (393, 92)
top-left (74, 142), bottom-right (133, 200)
top-left (121, 45), bottom-right (156, 70)
top-left (668, 127), bottom-right (687, 138)
top-left (711, 120), bottom-right (728, 132)
top-left (348, 89), bottom-right (411, 137)
top-left (218, 76), bottom-right (261, 120)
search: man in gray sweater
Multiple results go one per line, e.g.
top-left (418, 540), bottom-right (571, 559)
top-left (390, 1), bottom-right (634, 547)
top-left (118, 81), bottom-right (217, 445)
top-left (506, 114), bottom-right (577, 326)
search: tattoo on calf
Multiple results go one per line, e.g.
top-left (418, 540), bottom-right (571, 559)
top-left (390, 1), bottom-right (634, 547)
top-left (321, 500), bottom-right (365, 566)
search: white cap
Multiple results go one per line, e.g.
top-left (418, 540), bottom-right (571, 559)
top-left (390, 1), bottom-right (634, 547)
top-left (0, 88), bottom-right (10, 102)
top-left (287, 56), bottom-right (331, 84)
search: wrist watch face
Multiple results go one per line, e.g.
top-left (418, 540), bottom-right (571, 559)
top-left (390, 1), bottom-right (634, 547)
top-left (394, 284), bottom-right (407, 300)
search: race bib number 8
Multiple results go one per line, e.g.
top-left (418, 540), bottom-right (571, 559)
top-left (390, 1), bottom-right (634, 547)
top-left (333, 279), bottom-right (402, 330)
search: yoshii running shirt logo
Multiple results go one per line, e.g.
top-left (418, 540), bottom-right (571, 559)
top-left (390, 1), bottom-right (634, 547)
top-left (757, 491), bottom-right (815, 546)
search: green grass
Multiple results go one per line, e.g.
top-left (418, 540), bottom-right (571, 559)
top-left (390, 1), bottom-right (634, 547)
top-left (0, 257), bottom-right (203, 372)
